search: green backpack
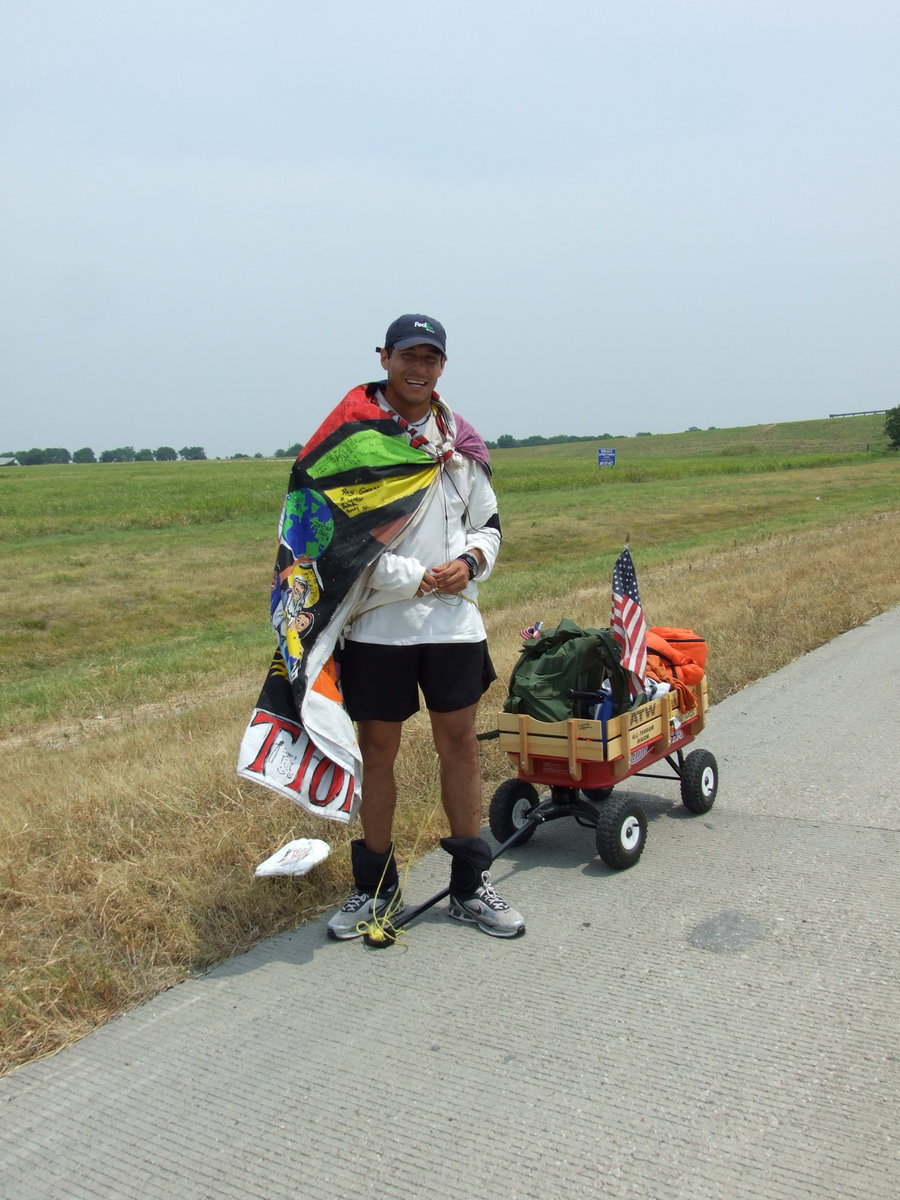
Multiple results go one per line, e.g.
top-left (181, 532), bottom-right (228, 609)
top-left (503, 618), bottom-right (635, 723)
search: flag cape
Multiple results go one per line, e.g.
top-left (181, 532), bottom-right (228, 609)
top-left (237, 383), bottom-right (481, 822)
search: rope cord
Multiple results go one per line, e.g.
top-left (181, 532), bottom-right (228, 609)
top-left (358, 791), bottom-right (443, 949)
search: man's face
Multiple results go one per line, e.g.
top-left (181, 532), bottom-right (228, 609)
top-left (380, 343), bottom-right (445, 417)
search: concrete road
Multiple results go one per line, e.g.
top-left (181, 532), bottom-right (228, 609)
top-left (1, 608), bottom-right (898, 1199)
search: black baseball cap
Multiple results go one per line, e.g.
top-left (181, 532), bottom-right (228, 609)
top-left (380, 314), bottom-right (447, 355)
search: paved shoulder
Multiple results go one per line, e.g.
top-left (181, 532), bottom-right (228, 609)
top-left (1, 609), bottom-right (898, 1200)
top-left (705, 604), bottom-right (900, 826)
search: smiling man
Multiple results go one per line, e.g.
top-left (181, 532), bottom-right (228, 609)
top-left (326, 314), bottom-right (525, 940)
top-left (380, 322), bottom-right (446, 414)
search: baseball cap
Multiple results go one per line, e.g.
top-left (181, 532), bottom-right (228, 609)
top-left (380, 314), bottom-right (447, 355)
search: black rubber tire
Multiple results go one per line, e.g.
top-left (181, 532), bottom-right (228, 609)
top-left (595, 795), bottom-right (647, 869)
top-left (680, 749), bottom-right (719, 814)
top-left (582, 786), bottom-right (614, 802)
top-left (489, 779), bottom-right (540, 845)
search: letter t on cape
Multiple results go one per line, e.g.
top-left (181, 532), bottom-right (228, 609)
top-left (236, 384), bottom-right (443, 821)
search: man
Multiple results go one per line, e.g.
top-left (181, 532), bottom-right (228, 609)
top-left (327, 314), bottom-right (524, 940)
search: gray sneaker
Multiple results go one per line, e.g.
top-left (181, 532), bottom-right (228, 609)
top-left (326, 885), bottom-right (404, 941)
top-left (448, 871), bottom-right (525, 938)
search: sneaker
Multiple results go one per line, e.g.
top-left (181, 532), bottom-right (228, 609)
top-left (448, 871), bottom-right (525, 938)
top-left (326, 885), bottom-right (405, 941)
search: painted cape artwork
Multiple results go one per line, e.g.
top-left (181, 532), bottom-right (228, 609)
top-left (236, 382), bottom-right (488, 823)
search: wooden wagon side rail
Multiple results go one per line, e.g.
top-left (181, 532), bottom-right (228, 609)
top-left (498, 676), bottom-right (708, 778)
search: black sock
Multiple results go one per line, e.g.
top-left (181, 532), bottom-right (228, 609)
top-left (441, 836), bottom-right (492, 897)
top-left (350, 838), bottom-right (399, 893)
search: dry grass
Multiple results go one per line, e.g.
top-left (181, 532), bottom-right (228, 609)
top-left (503, 512), bottom-right (900, 703)
top-left (3, 507), bottom-right (899, 1075)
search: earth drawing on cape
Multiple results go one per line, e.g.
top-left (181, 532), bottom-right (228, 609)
top-left (283, 488), bottom-right (334, 562)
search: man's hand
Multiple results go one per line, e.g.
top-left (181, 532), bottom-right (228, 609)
top-left (415, 569), bottom-right (440, 598)
top-left (430, 556), bottom-right (476, 595)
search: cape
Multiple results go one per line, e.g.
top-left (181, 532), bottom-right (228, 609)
top-left (236, 382), bottom-right (489, 822)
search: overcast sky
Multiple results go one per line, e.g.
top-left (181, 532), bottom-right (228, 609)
top-left (2, 1), bottom-right (898, 457)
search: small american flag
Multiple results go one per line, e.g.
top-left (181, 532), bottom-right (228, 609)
top-left (611, 545), bottom-right (647, 700)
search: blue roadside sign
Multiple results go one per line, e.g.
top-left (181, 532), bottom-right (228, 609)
top-left (598, 448), bottom-right (616, 467)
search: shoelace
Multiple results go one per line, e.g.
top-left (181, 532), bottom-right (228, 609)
top-left (342, 891), bottom-right (375, 913)
top-left (476, 872), bottom-right (509, 911)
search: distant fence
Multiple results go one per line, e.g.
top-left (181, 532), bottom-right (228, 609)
top-left (829, 410), bottom-right (889, 418)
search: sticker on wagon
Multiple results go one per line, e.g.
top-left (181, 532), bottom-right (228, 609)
top-left (628, 723), bottom-right (660, 752)
top-left (630, 744), bottom-right (654, 766)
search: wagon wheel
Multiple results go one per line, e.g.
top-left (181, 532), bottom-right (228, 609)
top-left (595, 795), bottom-right (647, 870)
top-left (582, 786), bottom-right (614, 802)
top-left (489, 779), bottom-right (540, 845)
top-left (680, 749), bottom-right (719, 814)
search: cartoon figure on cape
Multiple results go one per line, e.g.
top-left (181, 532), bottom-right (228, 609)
top-left (281, 569), bottom-right (318, 673)
top-left (271, 487), bottom-right (333, 679)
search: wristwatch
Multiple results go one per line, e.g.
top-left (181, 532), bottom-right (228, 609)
top-left (457, 553), bottom-right (480, 580)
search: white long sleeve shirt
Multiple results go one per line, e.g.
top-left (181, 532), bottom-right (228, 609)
top-left (345, 426), bottom-right (501, 647)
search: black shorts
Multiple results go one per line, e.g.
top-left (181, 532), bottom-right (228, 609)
top-left (339, 640), bottom-right (497, 722)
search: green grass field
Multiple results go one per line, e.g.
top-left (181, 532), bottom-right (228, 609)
top-left (1, 412), bottom-right (898, 1074)
top-left (0, 413), bottom-right (895, 735)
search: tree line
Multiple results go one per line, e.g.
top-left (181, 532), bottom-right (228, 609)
top-left (1, 444), bottom-right (308, 465)
top-left (3, 436), bottom-right (602, 464)
top-left (486, 432), bottom-right (615, 449)
top-left (1, 446), bottom-right (210, 465)
top-left (6, 409), bottom-right (898, 465)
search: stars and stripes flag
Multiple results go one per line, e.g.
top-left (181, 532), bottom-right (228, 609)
top-left (611, 544), bottom-right (647, 700)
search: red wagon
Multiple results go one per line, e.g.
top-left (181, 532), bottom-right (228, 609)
top-left (488, 677), bottom-right (718, 869)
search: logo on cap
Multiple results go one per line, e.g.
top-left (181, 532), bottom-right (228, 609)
top-left (382, 313), bottom-right (446, 355)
